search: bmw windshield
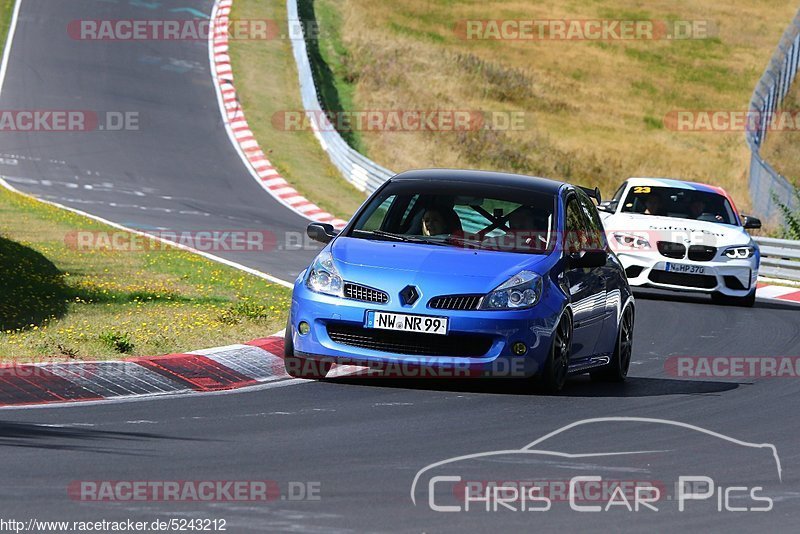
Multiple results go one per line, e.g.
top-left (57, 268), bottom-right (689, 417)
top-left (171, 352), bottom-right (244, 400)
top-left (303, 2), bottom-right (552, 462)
top-left (621, 186), bottom-right (739, 225)
top-left (347, 181), bottom-right (557, 254)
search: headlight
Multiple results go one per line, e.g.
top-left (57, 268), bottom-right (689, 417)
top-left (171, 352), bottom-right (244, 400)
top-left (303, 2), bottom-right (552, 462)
top-left (723, 246), bottom-right (755, 259)
top-left (480, 270), bottom-right (543, 310)
top-left (612, 232), bottom-right (650, 249)
top-left (306, 251), bottom-right (343, 297)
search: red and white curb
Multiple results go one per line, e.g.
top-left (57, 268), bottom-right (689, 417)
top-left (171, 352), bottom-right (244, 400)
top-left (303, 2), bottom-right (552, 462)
top-left (756, 281), bottom-right (800, 303)
top-left (209, 0), bottom-right (347, 228)
top-left (0, 334), bottom-right (363, 408)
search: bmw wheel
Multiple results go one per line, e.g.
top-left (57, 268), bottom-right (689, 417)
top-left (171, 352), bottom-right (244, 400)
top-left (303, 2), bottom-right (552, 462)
top-left (711, 289), bottom-right (756, 308)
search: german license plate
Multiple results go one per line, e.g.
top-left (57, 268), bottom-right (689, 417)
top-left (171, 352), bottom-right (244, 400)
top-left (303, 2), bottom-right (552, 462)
top-left (666, 263), bottom-right (705, 274)
top-left (365, 311), bottom-right (448, 335)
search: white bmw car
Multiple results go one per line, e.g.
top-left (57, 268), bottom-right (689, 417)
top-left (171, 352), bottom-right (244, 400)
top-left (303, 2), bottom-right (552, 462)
top-left (598, 178), bottom-right (762, 306)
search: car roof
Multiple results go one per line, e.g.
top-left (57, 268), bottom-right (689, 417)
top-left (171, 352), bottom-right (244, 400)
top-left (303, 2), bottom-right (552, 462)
top-left (624, 177), bottom-right (729, 196)
top-left (390, 168), bottom-right (565, 195)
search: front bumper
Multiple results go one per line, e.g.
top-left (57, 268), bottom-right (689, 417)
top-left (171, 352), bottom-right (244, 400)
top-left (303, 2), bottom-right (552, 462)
top-left (618, 252), bottom-right (757, 296)
top-left (288, 280), bottom-right (562, 378)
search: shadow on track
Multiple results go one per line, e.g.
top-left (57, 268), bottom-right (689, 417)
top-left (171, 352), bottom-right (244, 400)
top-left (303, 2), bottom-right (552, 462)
top-left (0, 421), bottom-right (210, 455)
top-left (324, 374), bottom-right (739, 397)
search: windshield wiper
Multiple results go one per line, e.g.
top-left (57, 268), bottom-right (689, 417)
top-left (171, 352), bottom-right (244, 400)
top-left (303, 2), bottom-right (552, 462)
top-left (354, 229), bottom-right (447, 245)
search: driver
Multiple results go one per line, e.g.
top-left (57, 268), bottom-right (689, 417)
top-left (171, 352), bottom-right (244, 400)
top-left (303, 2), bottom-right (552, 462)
top-left (644, 193), bottom-right (663, 216)
top-left (422, 208), bottom-right (461, 236)
top-left (689, 198), bottom-right (706, 219)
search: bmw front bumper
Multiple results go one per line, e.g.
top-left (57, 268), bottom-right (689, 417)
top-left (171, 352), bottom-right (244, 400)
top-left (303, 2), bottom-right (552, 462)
top-left (618, 252), bottom-right (758, 296)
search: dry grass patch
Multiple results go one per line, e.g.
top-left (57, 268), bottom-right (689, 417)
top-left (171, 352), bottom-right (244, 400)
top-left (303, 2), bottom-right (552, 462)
top-left (315, 0), bottom-right (797, 208)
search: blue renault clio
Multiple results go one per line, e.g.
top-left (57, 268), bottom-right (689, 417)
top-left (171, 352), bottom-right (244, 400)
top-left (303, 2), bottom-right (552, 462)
top-left (285, 169), bottom-right (634, 392)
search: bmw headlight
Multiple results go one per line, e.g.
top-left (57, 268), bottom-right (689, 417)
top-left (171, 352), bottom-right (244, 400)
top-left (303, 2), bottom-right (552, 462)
top-left (306, 251), bottom-right (343, 297)
top-left (481, 270), bottom-right (543, 310)
top-left (612, 232), bottom-right (650, 249)
top-left (723, 246), bottom-right (756, 259)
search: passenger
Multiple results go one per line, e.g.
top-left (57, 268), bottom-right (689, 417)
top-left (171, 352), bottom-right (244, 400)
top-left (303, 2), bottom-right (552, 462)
top-left (507, 207), bottom-right (546, 249)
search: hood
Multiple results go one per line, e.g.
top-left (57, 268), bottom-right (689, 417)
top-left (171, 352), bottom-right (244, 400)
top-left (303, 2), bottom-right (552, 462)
top-left (604, 213), bottom-right (753, 248)
top-left (330, 236), bottom-right (551, 294)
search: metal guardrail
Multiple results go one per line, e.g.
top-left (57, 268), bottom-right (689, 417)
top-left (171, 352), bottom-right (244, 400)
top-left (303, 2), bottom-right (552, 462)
top-left (746, 10), bottom-right (800, 221)
top-left (754, 236), bottom-right (800, 281)
top-left (287, 0), bottom-right (394, 194)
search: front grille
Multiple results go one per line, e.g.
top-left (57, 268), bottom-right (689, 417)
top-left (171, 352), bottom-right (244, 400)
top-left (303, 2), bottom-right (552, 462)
top-left (343, 283), bottom-right (389, 304)
top-left (649, 270), bottom-right (717, 289)
top-left (688, 245), bottom-right (717, 262)
top-left (657, 241), bottom-right (686, 259)
top-left (429, 295), bottom-right (482, 310)
top-left (326, 323), bottom-right (493, 357)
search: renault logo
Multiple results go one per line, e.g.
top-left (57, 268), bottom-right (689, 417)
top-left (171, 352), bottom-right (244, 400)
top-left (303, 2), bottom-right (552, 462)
top-left (400, 285), bottom-right (420, 306)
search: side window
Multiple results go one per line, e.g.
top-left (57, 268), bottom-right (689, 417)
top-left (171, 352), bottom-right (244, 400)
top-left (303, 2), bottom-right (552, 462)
top-left (609, 183), bottom-right (626, 211)
top-left (564, 198), bottom-right (586, 254)
top-left (577, 192), bottom-right (607, 250)
top-left (399, 196), bottom-right (419, 227)
top-left (360, 195), bottom-right (395, 231)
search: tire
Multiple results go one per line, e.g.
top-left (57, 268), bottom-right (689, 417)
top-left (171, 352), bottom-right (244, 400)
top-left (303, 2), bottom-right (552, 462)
top-left (591, 305), bottom-right (634, 383)
top-left (711, 290), bottom-right (756, 308)
top-left (536, 313), bottom-right (572, 393)
top-left (283, 322), bottom-right (332, 379)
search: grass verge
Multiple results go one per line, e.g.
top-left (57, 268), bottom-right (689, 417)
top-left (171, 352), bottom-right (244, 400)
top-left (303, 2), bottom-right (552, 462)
top-left (297, 0), bottom-right (364, 152)
top-left (0, 185), bottom-right (290, 361)
top-left (306, 0), bottom-right (799, 210)
top-left (227, 0), bottom-right (366, 219)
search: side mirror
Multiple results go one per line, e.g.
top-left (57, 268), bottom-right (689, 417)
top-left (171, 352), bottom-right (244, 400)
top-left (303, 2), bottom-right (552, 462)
top-left (307, 222), bottom-right (339, 244)
top-left (596, 201), bottom-right (615, 213)
top-left (742, 215), bottom-right (761, 230)
top-left (568, 250), bottom-right (608, 269)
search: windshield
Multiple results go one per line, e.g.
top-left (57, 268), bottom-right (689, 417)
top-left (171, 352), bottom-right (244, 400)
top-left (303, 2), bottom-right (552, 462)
top-left (620, 185), bottom-right (738, 225)
top-left (348, 181), bottom-right (557, 254)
